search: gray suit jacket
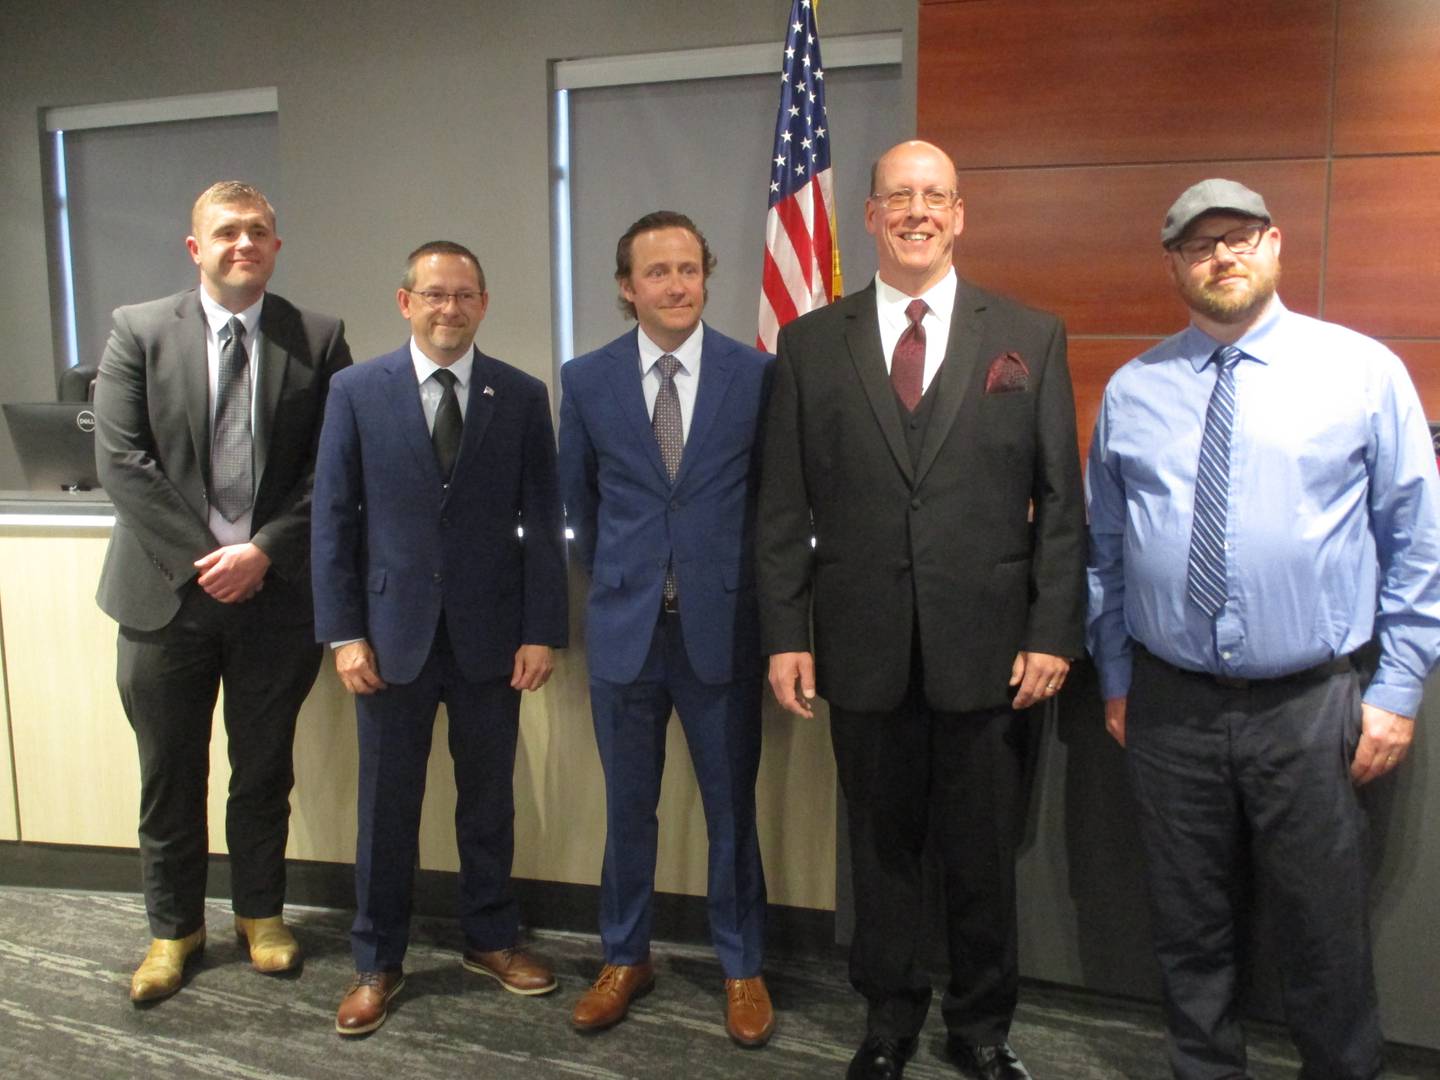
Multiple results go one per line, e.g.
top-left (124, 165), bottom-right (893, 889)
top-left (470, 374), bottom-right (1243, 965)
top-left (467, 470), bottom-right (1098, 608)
top-left (94, 288), bottom-right (352, 631)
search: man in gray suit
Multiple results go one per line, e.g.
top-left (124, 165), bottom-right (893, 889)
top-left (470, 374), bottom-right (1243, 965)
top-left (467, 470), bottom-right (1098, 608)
top-left (94, 181), bottom-right (352, 1002)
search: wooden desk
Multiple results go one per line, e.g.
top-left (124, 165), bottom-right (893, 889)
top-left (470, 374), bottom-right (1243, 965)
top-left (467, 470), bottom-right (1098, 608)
top-left (0, 498), bottom-right (837, 910)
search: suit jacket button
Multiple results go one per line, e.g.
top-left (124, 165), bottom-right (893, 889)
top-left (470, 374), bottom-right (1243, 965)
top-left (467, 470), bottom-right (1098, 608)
top-left (432, 572), bottom-right (443, 583)
top-left (910, 498), bottom-right (922, 511)
top-left (670, 500), bottom-right (680, 511)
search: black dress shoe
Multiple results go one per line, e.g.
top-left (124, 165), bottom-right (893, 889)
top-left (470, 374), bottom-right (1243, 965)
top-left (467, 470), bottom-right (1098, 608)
top-left (945, 1039), bottom-right (1032, 1080)
top-left (847, 1035), bottom-right (918, 1080)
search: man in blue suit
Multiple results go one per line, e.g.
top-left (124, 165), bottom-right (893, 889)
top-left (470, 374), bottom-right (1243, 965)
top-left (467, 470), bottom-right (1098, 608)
top-left (559, 211), bottom-right (774, 1047)
top-left (312, 241), bottom-right (568, 1036)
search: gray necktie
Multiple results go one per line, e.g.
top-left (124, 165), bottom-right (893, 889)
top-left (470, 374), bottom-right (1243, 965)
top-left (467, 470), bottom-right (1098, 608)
top-left (431, 368), bottom-right (462, 478)
top-left (1187, 345), bottom-right (1243, 616)
top-left (211, 316), bottom-right (254, 522)
top-left (653, 354), bottom-right (683, 602)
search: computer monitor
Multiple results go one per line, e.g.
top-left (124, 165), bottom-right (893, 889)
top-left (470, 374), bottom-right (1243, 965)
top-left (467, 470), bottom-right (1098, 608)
top-left (3, 402), bottom-right (102, 492)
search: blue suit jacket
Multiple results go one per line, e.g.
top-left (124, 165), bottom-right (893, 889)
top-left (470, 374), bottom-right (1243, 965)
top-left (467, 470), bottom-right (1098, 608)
top-left (311, 344), bottom-right (567, 685)
top-left (559, 325), bottom-right (772, 685)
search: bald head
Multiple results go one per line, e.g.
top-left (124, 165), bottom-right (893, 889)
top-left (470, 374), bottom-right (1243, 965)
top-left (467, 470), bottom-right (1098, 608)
top-left (865, 141), bottom-right (965, 297)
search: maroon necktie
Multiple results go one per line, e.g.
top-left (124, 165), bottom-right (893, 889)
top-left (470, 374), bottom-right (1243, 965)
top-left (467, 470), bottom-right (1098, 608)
top-left (891, 299), bottom-right (927, 412)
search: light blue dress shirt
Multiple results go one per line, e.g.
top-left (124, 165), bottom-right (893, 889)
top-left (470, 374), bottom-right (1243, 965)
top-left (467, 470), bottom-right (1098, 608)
top-left (1086, 300), bottom-right (1440, 717)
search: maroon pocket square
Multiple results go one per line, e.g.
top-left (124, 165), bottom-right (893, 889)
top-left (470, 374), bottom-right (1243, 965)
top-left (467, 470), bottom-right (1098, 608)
top-left (984, 351), bottom-right (1030, 394)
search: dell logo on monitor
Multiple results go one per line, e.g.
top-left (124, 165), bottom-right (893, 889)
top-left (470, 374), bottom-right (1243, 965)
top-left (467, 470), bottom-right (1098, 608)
top-left (77, 409), bottom-right (97, 433)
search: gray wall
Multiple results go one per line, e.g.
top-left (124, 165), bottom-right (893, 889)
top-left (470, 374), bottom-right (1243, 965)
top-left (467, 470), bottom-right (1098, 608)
top-left (0, 0), bottom-right (917, 488)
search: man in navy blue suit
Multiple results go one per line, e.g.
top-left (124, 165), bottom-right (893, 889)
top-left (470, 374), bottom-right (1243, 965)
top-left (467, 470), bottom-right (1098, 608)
top-left (311, 241), bottom-right (568, 1036)
top-left (558, 211), bottom-right (774, 1046)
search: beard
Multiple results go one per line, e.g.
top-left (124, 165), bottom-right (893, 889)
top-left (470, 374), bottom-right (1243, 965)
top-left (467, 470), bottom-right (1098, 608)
top-left (1180, 260), bottom-right (1280, 324)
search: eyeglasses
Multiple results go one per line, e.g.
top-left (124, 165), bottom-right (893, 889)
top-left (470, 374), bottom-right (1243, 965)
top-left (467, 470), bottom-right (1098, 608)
top-left (870, 188), bottom-right (956, 212)
top-left (407, 288), bottom-right (484, 308)
top-left (1169, 223), bottom-right (1268, 265)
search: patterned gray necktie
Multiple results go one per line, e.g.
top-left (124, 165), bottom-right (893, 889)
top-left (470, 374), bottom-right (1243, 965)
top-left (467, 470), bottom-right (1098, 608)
top-left (431, 368), bottom-right (462, 478)
top-left (1187, 344), bottom-right (1243, 616)
top-left (211, 316), bottom-right (254, 522)
top-left (653, 354), bottom-right (683, 602)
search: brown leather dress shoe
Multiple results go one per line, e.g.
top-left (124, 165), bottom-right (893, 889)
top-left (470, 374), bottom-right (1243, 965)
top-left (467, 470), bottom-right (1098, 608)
top-left (234, 915), bottom-right (301, 973)
top-left (725, 974), bottom-right (775, 1047)
top-left (335, 969), bottom-right (405, 1036)
top-left (129, 927), bottom-right (206, 1003)
top-left (461, 946), bottom-right (557, 995)
top-left (570, 960), bottom-right (655, 1031)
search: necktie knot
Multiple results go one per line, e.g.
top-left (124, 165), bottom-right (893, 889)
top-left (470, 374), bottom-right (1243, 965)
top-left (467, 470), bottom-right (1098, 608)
top-left (224, 317), bottom-right (246, 357)
top-left (657, 353), bottom-right (681, 381)
top-left (432, 368), bottom-right (457, 390)
top-left (904, 299), bottom-right (928, 328)
top-left (1212, 344), bottom-right (1243, 372)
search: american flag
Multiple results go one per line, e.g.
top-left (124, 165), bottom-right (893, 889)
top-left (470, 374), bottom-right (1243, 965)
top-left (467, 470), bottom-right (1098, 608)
top-left (757, 0), bottom-right (841, 352)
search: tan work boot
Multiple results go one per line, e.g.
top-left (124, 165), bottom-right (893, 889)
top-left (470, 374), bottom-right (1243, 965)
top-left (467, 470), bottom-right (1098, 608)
top-left (129, 927), bottom-right (206, 1002)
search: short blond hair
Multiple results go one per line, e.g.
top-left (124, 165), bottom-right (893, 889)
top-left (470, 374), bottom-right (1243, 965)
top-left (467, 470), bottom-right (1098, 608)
top-left (190, 181), bottom-right (277, 234)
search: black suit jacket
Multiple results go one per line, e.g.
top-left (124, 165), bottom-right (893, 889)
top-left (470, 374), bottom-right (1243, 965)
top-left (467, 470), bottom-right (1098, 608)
top-left (757, 279), bottom-right (1086, 713)
top-left (94, 288), bottom-right (352, 631)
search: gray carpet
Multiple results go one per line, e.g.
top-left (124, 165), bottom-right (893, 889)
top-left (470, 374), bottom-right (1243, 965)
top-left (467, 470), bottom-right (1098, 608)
top-left (1, 887), bottom-right (1435, 1079)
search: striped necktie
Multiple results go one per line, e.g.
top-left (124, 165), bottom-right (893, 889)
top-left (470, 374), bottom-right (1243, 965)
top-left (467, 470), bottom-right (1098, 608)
top-left (1187, 344), bottom-right (1243, 617)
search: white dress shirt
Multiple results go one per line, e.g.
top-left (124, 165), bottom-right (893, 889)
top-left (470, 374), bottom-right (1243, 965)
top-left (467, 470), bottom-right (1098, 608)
top-left (874, 267), bottom-right (958, 396)
top-left (638, 323), bottom-right (703, 441)
top-left (410, 338), bottom-right (475, 430)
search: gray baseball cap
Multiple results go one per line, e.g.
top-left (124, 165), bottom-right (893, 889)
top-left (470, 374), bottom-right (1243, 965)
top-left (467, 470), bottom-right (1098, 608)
top-left (1161, 179), bottom-right (1271, 246)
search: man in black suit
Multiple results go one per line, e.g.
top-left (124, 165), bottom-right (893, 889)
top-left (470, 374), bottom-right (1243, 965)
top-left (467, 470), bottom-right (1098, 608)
top-left (758, 141), bottom-right (1086, 1080)
top-left (94, 181), bottom-right (352, 1003)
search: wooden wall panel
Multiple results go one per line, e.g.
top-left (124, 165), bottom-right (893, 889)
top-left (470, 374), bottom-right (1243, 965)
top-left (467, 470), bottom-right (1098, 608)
top-left (951, 161), bottom-right (1326, 336)
top-left (919, 0), bottom-right (1331, 168)
top-left (1334, 0), bottom-right (1440, 154)
top-left (1069, 338), bottom-right (1158, 464)
top-left (1388, 341), bottom-right (1440, 421)
top-left (1325, 155), bottom-right (1440, 339)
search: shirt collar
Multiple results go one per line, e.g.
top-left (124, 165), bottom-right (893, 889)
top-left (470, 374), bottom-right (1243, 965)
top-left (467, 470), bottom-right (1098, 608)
top-left (410, 337), bottom-right (474, 389)
top-left (638, 322), bottom-right (703, 377)
top-left (1183, 296), bottom-right (1287, 372)
top-left (199, 288), bottom-right (264, 341)
top-left (875, 266), bottom-right (957, 324)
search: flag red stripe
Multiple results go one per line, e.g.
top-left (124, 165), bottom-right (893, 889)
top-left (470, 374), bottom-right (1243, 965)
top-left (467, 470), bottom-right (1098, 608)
top-left (774, 194), bottom-right (817, 292)
top-left (761, 246), bottom-right (801, 327)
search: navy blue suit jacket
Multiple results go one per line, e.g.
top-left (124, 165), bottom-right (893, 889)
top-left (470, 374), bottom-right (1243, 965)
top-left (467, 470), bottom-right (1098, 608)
top-left (311, 344), bottom-right (567, 685)
top-left (559, 325), bottom-right (772, 686)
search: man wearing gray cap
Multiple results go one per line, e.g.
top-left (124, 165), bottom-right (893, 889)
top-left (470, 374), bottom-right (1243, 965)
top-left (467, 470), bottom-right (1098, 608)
top-left (1085, 178), bottom-right (1440, 1079)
